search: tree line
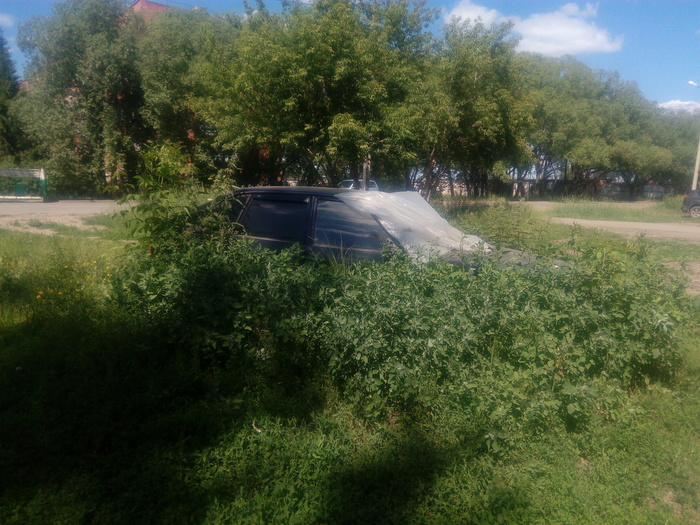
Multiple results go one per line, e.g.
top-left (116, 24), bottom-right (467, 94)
top-left (0, 0), bottom-right (697, 198)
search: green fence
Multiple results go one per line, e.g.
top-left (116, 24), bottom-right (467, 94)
top-left (0, 169), bottom-right (47, 200)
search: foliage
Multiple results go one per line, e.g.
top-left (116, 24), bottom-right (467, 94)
top-left (136, 7), bottom-right (228, 178)
top-left (518, 54), bottom-right (683, 196)
top-left (14, 0), bottom-right (147, 195)
top-left (118, 142), bottom-right (206, 245)
top-left (0, 197), bottom-right (698, 522)
top-left (0, 28), bottom-right (22, 163)
top-left (8, 0), bottom-right (696, 196)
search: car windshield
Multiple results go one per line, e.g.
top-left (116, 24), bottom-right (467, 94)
top-left (337, 191), bottom-right (490, 259)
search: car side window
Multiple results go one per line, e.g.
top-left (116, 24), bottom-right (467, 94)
top-left (314, 198), bottom-right (385, 251)
top-left (240, 194), bottom-right (310, 243)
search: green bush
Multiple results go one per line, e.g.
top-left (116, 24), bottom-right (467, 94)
top-left (113, 216), bottom-right (687, 435)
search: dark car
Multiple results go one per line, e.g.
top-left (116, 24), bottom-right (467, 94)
top-left (681, 190), bottom-right (700, 218)
top-left (208, 186), bottom-right (489, 263)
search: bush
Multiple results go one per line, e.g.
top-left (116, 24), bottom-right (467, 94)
top-left (114, 215), bottom-right (688, 437)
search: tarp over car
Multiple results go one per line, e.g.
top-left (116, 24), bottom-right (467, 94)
top-left (339, 191), bottom-right (491, 260)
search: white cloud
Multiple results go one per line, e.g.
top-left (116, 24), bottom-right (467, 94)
top-left (446, 2), bottom-right (623, 57)
top-left (0, 14), bottom-right (14, 28)
top-left (446, 0), bottom-right (505, 27)
top-left (658, 100), bottom-right (700, 113)
top-left (515, 3), bottom-right (623, 56)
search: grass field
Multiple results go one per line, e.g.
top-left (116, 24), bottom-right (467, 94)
top-left (546, 196), bottom-right (691, 223)
top-left (0, 199), bottom-right (698, 523)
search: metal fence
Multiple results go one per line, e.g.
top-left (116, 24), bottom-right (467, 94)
top-left (0, 169), bottom-right (47, 200)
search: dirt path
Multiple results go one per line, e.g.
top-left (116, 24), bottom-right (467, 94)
top-left (514, 200), bottom-right (700, 242)
top-left (549, 217), bottom-right (700, 243)
top-left (520, 201), bottom-right (700, 294)
top-left (0, 200), bottom-right (120, 234)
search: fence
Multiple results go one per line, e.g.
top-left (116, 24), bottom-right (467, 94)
top-left (0, 169), bottom-right (47, 200)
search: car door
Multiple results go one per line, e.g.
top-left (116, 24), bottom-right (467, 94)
top-left (310, 197), bottom-right (387, 261)
top-left (238, 192), bottom-right (312, 252)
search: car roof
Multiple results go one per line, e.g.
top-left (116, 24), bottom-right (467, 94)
top-left (234, 186), bottom-right (352, 197)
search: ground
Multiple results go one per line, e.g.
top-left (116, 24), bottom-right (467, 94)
top-left (0, 200), bottom-right (118, 234)
top-left (1, 199), bottom-right (699, 294)
top-left (520, 201), bottom-right (700, 295)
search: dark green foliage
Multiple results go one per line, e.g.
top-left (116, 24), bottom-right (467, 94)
top-left (112, 210), bottom-right (686, 430)
top-left (6, 0), bottom-right (698, 196)
top-left (0, 206), bottom-right (695, 521)
top-left (0, 28), bottom-right (21, 162)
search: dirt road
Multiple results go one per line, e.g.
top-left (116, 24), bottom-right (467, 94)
top-left (517, 201), bottom-right (700, 294)
top-left (0, 200), bottom-right (121, 234)
top-left (549, 217), bottom-right (700, 243)
top-left (521, 200), bottom-right (700, 243)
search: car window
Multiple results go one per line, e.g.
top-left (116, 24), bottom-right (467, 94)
top-left (240, 194), bottom-right (310, 243)
top-left (313, 198), bottom-right (385, 251)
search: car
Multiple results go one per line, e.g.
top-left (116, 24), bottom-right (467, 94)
top-left (206, 186), bottom-right (489, 263)
top-left (681, 190), bottom-right (700, 218)
top-left (338, 179), bottom-right (379, 191)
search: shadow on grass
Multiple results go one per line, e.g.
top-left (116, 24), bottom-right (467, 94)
top-left (316, 425), bottom-right (535, 524)
top-left (321, 430), bottom-right (446, 523)
top-left (0, 307), bottom-right (269, 521)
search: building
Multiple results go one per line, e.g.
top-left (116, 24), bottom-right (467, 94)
top-left (130, 0), bottom-right (172, 24)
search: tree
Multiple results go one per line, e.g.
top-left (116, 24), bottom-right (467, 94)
top-left (519, 54), bottom-right (676, 197)
top-left (0, 28), bottom-right (20, 162)
top-left (437, 19), bottom-right (530, 197)
top-left (194, 0), bottom-right (437, 187)
top-left (137, 8), bottom-right (232, 179)
top-left (14, 0), bottom-right (147, 195)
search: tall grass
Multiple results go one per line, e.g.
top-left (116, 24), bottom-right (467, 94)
top-left (0, 202), bottom-right (698, 523)
top-left (547, 196), bottom-right (688, 222)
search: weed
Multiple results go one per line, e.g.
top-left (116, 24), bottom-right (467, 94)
top-left (0, 193), bottom-right (698, 523)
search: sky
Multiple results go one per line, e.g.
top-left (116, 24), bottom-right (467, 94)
top-left (1, 0), bottom-right (700, 110)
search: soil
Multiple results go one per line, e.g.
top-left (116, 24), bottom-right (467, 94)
top-left (0, 200), bottom-right (120, 234)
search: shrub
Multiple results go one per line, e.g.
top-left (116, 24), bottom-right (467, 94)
top-left (113, 214), bottom-right (688, 439)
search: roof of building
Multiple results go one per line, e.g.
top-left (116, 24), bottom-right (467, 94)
top-left (130, 0), bottom-right (172, 24)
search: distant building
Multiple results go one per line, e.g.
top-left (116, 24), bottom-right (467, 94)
top-left (130, 0), bottom-right (172, 24)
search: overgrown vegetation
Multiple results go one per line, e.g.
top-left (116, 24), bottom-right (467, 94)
top-left (1, 200), bottom-right (698, 522)
top-left (2, 0), bottom-right (698, 198)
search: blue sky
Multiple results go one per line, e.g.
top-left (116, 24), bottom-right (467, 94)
top-left (1, 0), bottom-right (700, 110)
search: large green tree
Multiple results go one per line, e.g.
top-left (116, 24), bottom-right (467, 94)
top-left (137, 7), bottom-right (234, 179)
top-left (194, 0), bottom-right (437, 186)
top-left (441, 19), bottom-right (530, 196)
top-left (4, 0), bottom-right (696, 197)
top-left (520, 54), bottom-right (677, 196)
top-left (14, 0), bottom-right (147, 195)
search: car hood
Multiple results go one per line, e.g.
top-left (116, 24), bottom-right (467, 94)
top-left (338, 191), bottom-right (490, 259)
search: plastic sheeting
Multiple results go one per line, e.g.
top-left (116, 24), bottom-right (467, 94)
top-left (338, 191), bottom-right (491, 259)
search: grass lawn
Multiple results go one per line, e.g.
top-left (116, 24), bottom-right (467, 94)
top-left (545, 196), bottom-right (694, 223)
top-left (0, 202), bottom-right (699, 523)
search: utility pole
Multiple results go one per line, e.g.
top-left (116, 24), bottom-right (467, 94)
top-left (362, 154), bottom-right (371, 191)
top-left (688, 82), bottom-right (700, 190)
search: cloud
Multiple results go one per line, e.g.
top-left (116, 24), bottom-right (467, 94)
top-left (0, 14), bottom-right (14, 28)
top-left (446, 2), bottom-right (623, 57)
top-left (515, 3), bottom-right (623, 56)
top-left (446, 0), bottom-right (505, 27)
top-left (658, 100), bottom-right (700, 113)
